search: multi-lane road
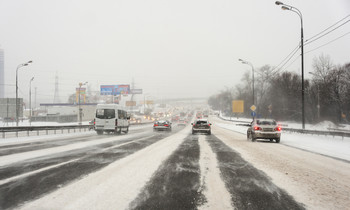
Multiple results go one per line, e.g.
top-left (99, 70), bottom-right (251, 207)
top-left (0, 117), bottom-right (349, 209)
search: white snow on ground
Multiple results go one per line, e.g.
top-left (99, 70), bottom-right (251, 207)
top-left (215, 120), bottom-right (350, 162)
top-left (198, 135), bottom-right (233, 210)
top-left (19, 128), bottom-right (189, 210)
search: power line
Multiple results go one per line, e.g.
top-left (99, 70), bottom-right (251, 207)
top-left (305, 31), bottom-right (350, 54)
top-left (273, 44), bottom-right (300, 70)
top-left (305, 14), bottom-right (350, 43)
top-left (273, 45), bottom-right (301, 75)
top-left (305, 18), bottom-right (350, 46)
top-left (272, 15), bottom-right (350, 75)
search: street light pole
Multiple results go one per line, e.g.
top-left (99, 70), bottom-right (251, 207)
top-left (275, 1), bottom-right (305, 129)
top-left (239, 58), bottom-right (255, 105)
top-left (16, 60), bottom-right (32, 126)
top-left (78, 82), bottom-right (88, 125)
top-left (29, 77), bottom-right (34, 126)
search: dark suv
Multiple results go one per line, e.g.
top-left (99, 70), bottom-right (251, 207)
top-left (192, 119), bottom-right (211, 135)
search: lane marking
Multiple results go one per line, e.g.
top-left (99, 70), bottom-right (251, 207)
top-left (198, 135), bottom-right (233, 210)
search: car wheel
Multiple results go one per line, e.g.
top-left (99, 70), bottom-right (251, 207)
top-left (275, 138), bottom-right (280, 143)
top-left (96, 130), bottom-right (103, 135)
top-left (207, 130), bottom-right (211, 135)
top-left (251, 135), bottom-right (256, 142)
top-left (192, 130), bottom-right (195, 135)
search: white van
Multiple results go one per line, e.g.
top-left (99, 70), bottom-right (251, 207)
top-left (94, 104), bottom-right (130, 135)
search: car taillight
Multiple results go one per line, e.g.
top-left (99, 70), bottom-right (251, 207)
top-left (154, 124), bottom-right (158, 127)
top-left (254, 126), bottom-right (262, 131)
top-left (94, 119), bottom-right (95, 125)
top-left (275, 126), bottom-right (282, 131)
top-left (164, 124), bottom-right (169, 127)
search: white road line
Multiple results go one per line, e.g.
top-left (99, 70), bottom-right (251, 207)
top-left (198, 135), bottom-right (233, 210)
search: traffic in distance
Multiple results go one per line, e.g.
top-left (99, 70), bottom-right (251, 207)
top-left (2, 101), bottom-right (350, 210)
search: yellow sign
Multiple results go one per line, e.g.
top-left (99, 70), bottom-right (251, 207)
top-left (250, 105), bottom-right (256, 111)
top-left (232, 100), bottom-right (244, 113)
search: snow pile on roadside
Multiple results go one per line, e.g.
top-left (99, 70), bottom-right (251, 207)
top-left (218, 114), bottom-right (350, 131)
top-left (215, 121), bottom-right (350, 162)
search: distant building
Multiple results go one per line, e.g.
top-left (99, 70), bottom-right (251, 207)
top-left (0, 48), bottom-right (4, 98)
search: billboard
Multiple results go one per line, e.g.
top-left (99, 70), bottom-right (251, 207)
top-left (131, 89), bottom-right (143, 94)
top-left (232, 100), bottom-right (244, 113)
top-left (126, 101), bottom-right (137, 106)
top-left (100, 85), bottom-right (130, 96)
top-left (76, 88), bottom-right (86, 103)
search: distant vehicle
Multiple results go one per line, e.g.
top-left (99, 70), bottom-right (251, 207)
top-left (203, 111), bottom-right (209, 117)
top-left (94, 104), bottom-right (130, 135)
top-left (89, 119), bottom-right (95, 130)
top-left (171, 115), bottom-right (180, 122)
top-left (196, 112), bottom-right (203, 119)
top-left (192, 119), bottom-right (211, 135)
top-left (177, 118), bottom-right (187, 126)
top-left (247, 119), bottom-right (282, 143)
top-left (130, 117), bottom-right (142, 124)
top-left (153, 120), bottom-right (172, 131)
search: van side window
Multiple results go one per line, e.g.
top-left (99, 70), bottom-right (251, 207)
top-left (118, 110), bottom-right (127, 119)
top-left (96, 109), bottom-right (115, 119)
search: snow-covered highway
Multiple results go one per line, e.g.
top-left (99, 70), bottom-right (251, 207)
top-left (0, 117), bottom-right (349, 210)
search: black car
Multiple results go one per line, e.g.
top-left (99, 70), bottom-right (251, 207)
top-left (192, 119), bottom-right (211, 135)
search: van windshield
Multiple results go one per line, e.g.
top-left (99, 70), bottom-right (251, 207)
top-left (96, 109), bottom-right (115, 119)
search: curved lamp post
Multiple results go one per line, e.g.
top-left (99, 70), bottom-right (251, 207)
top-left (238, 58), bottom-right (255, 107)
top-left (275, 1), bottom-right (305, 129)
top-left (16, 60), bottom-right (32, 126)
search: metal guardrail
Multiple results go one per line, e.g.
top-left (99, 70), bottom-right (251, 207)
top-left (0, 122), bottom-right (154, 139)
top-left (218, 115), bottom-right (350, 139)
top-left (0, 125), bottom-right (93, 138)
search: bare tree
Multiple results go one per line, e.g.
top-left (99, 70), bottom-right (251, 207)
top-left (312, 54), bottom-right (334, 82)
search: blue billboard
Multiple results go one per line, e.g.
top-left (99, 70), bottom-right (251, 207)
top-left (100, 85), bottom-right (130, 95)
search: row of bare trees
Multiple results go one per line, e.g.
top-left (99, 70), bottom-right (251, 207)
top-left (208, 55), bottom-right (350, 124)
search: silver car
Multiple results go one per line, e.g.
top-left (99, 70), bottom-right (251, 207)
top-left (247, 119), bottom-right (282, 143)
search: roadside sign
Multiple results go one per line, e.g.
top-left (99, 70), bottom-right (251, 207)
top-left (251, 111), bottom-right (256, 117)
top-left (131, 89), bottom-right (143, 94)
top-left (232, 100), bottom-right (244, 113)
top-left (126, 101), bottom-right (136, 106)
top-left (250, 105), bottom-right (256, 111)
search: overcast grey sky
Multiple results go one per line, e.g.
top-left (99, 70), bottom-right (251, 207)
top-left (1, 0), bottom-right (349, 104)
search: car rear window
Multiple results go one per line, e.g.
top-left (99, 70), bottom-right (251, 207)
top-left (257, 120), bottom-right (276, 125)
top-left (196, 120), bottom-right (208, 125)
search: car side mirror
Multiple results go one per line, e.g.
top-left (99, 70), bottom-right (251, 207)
top-left (191, 123), bottom-right (193, 125)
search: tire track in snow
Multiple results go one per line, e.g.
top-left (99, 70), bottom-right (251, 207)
top-left (129, 134), bottom-right (204, 210)
top-left (206, 134), bottom-right (305, 210)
